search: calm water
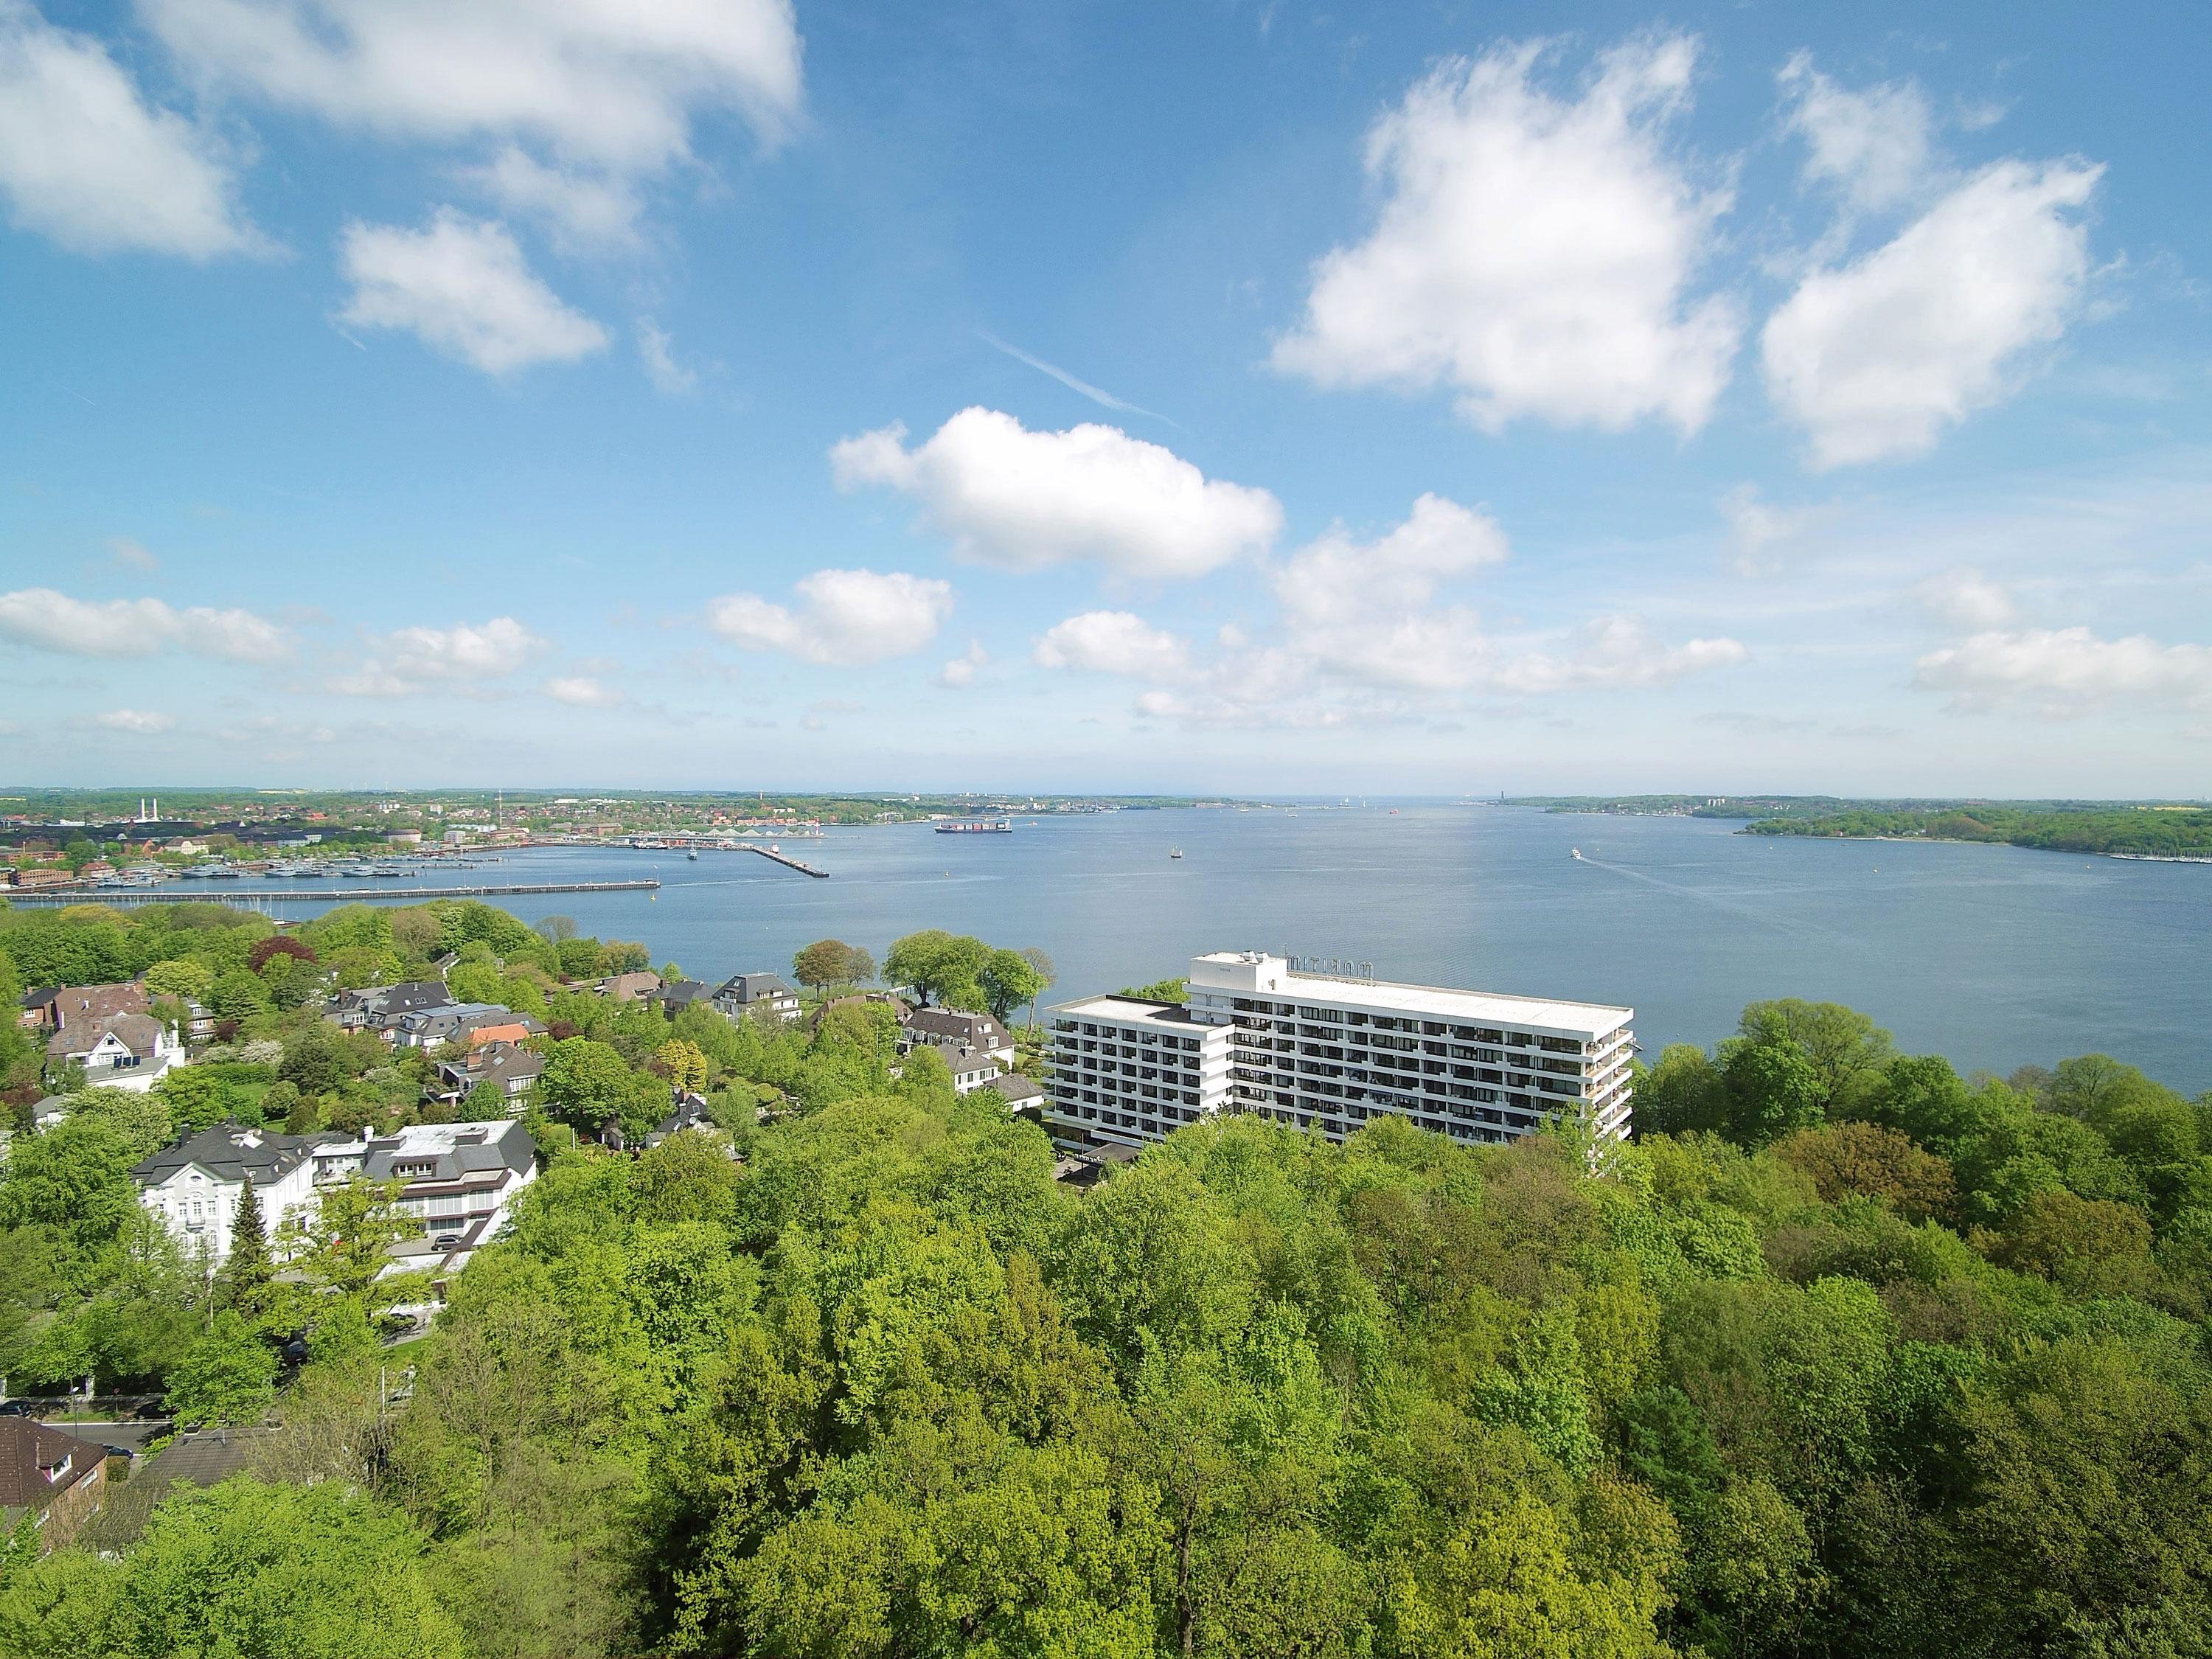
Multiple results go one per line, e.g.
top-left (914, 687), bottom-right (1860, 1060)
top-left (251, 807), bottom-right (2212, 1091)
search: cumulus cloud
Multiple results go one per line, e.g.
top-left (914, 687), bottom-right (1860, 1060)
top-left (1778, 52), bottom-right (1935, 214)
top-left (1034, 612), bottom-right (1189, 678)
top-left (1719, 484), bottom-right (1838, 577)
top-left (141, 0), bottom-right (804, 167)
top-left (1911, 567), bottom-right (2015, 629)
top-left (1493, 615), bottom-right (1749, 694)
top-left (333, 615), bottom-right (546, 694)
top-left (1761, 159), bottom-right (2102, 468)
top-left (0, 0), bottom-right (263, 258)
top-left (635, 316), bottom-right (697, 394)
top-left (1274, 493), bottom-right (1509, 691)
top-left (0, 587), bottom-right (291, 661)
top-left (707, 568), bottom-right (953, 666)
top-left (336, 209), bottom-right (608, 374)
top-left (936, 639), bottom-right (987, 689)
top-left (94, 708), bottom-right (175, 734)
top-left (1273, 34), bottom-right (1740, 434)
top-left (461, 146), bottom-right (642, 252)
top-left (832, 408), bottom-right (1280, 580)
top-left (543, 675), bottom-right (622, 708)
top-left (1913, 627), bottom-right (2212, 712)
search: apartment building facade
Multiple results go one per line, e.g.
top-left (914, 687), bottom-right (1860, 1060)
top-left (1045, 951), bottom-right (1632, 1152)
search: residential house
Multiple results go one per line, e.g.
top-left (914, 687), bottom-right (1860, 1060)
top-left (310, 1119), bottom-right (538, 1256)
top-left (0, 1419), bottom-right (110, 1550)
top-left (589, 970), bottom-right (661, 1003)
top-left (22, 981), bottom-right (147, 1032)
top-left (990, 1073), bottom-right (1045, 1110)
top-left (46, 1012), bottom-right (186, 1093)
top-left (712, 973), bottom-right (801, 1023)
top-left (330, 981), bottom-right (452, 1039)
top-left (132, 1124), bottom-right (333, 1261)
top-left (427, 1040), bottom-right (544, 1110)
top-left (901, 1007), bottom-right (1016, 1069)
top-left (946, 1051), bottom-right (1004, 1096)
top-left (647, 979), bottom-right (716, 1016)
top-left (389, 1003), bottom-right (544, 1050)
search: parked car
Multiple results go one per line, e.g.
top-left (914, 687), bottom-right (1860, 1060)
top-left (432, 1232), bottom-right (462, 1251)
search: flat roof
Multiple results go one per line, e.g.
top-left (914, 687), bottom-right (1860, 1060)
top-left (1190, 953), bottom-right (1631, 1036)
top-left (1048, 994), bottom-right (1210, 1031)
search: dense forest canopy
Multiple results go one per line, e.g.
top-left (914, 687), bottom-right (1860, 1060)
top-left (1, 900), bottom-right (2208, 1658)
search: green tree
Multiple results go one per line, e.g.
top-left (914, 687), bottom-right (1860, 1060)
top-left (164, 1312), bottom-right (276, 1426)
top-left (1736, 999), bottom-right (1893, 1115)
top-left (883, 929), bottom-right (990, 1007)
top-left (977, 947), bottom-right (1047, 1025)
top-left (300, 1177), bottom-right (418, 1303)
top-left (1717, 1009), bottom-right (1825, 1147)
top-left (792, 938), bottom-right (858, 993)
top-left (221, 1176), bottom-right (271, 1314)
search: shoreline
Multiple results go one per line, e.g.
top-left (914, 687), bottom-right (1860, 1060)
top-left (1734, 828), bottom-right (2212, 863)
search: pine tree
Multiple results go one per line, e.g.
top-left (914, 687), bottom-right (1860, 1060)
top-left (224, 1175), bottom-right (272, 1315)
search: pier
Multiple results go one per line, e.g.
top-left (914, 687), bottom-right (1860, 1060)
top-left (744, 845), bottom-right (830, 878)
top-left (4, 878), bottom-right (662, 906)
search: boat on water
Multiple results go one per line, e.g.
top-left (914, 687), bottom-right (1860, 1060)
top-left (687, 849), bottom-right (699, 860)
top-left (1169, 846), bottom-right (1183, 860)
top-left (1571, 849), bottom-right (1583, 860)
top-left (935, 818), bottom-right (1013, 834)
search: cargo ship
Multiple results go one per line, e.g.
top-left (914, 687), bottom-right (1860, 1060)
top-left (935, 818), bottom-right (1014, 834)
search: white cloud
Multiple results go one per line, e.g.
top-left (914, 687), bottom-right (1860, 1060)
top-left (706, 568), bottom-right (953, 667)
top-left (1778, 52), bottom-right (1935, 213)
top-left (1719, 484), bottom-right (1837, 577)
top-left (142, 0), bottom-right (804, 167)
top-left (95, 708), bottom-right (175, 734)
top-left (1911, 566), bottom-right (2015, 629)
top-left (936, 639), bottom-right (987, 689)
top-left (1034, 612), bottom-right (1189, 678)
top-left (336, 209), bottom-right (608, 374)
top-left (461, 147), bottom-right (641, 252)
top-left (1494, 615), bottom-right (1750, 694)
top-left (635, 316), bottom-right (697, 394)
top-left (1273, 493), bottom-right (1509, 691)
top-left (1913, 627), bottom-right (2212, 712)
top-left (107, 537), bottom-right (160, 571)
top-left (334, 615), bottom-right (546, 694)
top-left (832, 408), bottom-right (1280, 580)
top-left (1761, 159), bottom-right (2102, 468)
top-left (1272, 34), bottom-right (1740, 434)
top-left (543, 675), bottom-right (622, 708)
top-left (0, 0), bottom-right (262, 258)
top-left (0, 587), bottom-right (291, 661)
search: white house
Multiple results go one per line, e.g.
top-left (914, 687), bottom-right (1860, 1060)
top-left (131, 1126), bottom-right (330, 1262)
top-left (310, 1119), bottom-right (538, 1262)
top-left (47, 1012), bottom-right (187, 1093)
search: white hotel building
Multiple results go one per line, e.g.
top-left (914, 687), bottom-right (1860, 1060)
top-left (1045, 951), bottom-right (1633, 1151)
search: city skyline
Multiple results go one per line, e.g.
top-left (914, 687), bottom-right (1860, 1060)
top-left (4, 3), bottom-right (2209, 796)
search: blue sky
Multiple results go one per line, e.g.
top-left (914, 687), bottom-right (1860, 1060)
top-left (3, 1), bottom-right (2208, 795)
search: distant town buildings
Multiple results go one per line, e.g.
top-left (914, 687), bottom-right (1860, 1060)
top-left (1046, 951), bottom-right (1633, 1154)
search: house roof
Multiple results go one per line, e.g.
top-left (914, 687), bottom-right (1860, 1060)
top-left (992, 1074), bottom-right (1045, 1104)
top-left (358, 1119), bottom-right (535, 1183)
top-left (592, 971), bottom-right (662, 1001)
top-left (46, 982), bottom-right (148, 1028)
top-left (435, 1040), bottom-right (545, 1087)
top-left (132, 1124), bottom-right (333, 1187)
top-left (716, 973), bottom-right (794, 1003)
top-left (48, 1010), bottom-right (164, 1060)
top-left (906, 1007), bottom-right (1009, 1048)
top-left (0, 1419), bottom-right (111, 1509)
top-left (653, 979), bottom-right (714, 1007)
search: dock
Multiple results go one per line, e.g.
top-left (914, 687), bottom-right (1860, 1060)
top-left (742, 845), bottom-right (830, 878)
top-left (3, 879), bottom-right (661, 906)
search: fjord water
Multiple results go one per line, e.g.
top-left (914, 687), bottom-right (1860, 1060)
top-left (265, 806), bottom-right (2211, 1091)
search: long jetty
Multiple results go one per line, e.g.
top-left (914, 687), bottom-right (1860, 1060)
top-left (4, 878), bottom-right (661, 906)
top-left (744, 846), bottom-right (829, 878)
